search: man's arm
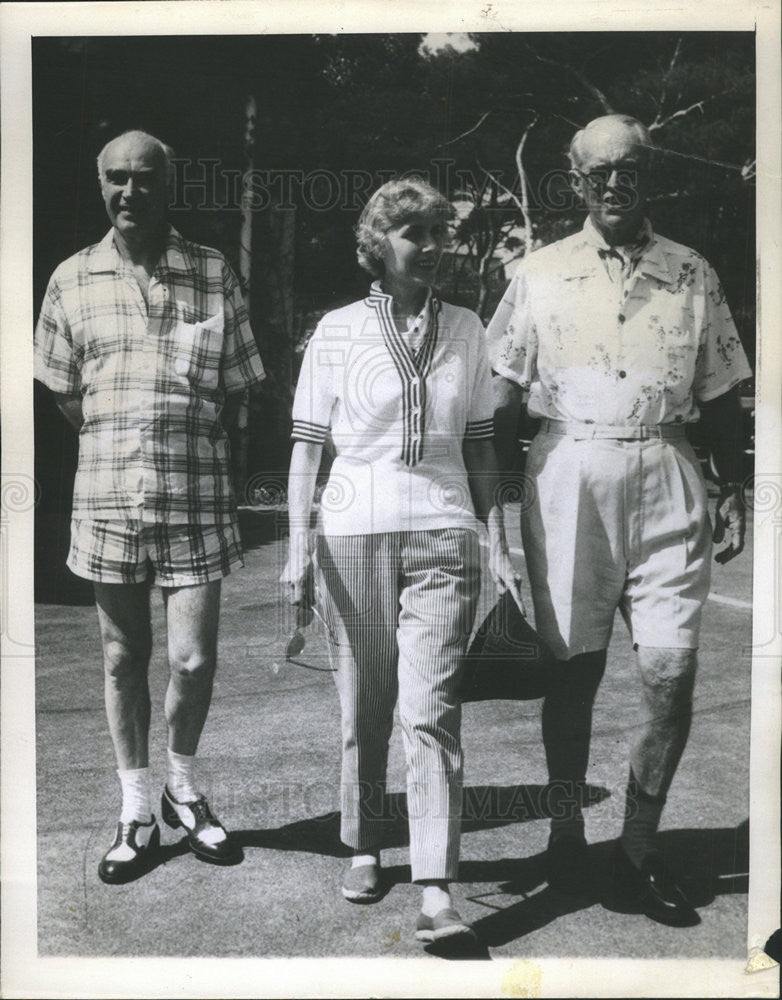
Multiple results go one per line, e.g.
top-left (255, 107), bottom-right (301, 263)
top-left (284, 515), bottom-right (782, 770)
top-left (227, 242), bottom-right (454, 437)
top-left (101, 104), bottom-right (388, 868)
top-left (699, 386), bottom-right (746, 563)
top-left (53, 392), bottom-right (84, 433)
top-left (492, 375), bottom-right (524, 474)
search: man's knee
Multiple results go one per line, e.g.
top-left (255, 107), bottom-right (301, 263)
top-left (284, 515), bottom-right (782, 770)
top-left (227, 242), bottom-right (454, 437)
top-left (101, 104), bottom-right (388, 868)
top-left (636, 646), bottom-right (697, 711)
top-left (102, 638), bottom-right (150, 681)
top-left (168, 642), bottom-right (217, 681)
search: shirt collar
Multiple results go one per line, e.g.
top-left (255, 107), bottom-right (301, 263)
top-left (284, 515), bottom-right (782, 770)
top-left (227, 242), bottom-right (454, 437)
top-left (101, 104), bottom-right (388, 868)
top-left (86, 225), bottom-right (194, 275)
top-left (581, 216), bottom-right (652, 256)
top-left (567, 217), bottom-right (673, 284)
top-left (368, 280), bottom-right (435, 329)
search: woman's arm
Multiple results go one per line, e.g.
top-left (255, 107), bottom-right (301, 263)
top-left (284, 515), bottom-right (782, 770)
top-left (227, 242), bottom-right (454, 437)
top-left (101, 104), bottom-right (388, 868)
top-left (463, 437), bottom-right (525, 612)
top-left (280, 440), bottom-right (323, 604)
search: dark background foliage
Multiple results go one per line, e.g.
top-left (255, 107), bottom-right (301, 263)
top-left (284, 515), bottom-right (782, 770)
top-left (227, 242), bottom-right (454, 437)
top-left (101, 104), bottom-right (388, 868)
top-left (33, 32), bottom-right (755, 597)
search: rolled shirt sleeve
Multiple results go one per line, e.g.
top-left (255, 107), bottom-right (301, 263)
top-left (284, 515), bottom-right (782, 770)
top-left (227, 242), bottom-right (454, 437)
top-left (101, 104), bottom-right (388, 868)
top-left (220, 261), bottom-right (266, 394)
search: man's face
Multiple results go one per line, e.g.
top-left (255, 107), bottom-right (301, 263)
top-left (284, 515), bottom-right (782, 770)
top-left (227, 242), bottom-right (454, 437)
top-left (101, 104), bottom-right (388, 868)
top-left (570, 123), bottom-right (650, 245)
top-left (100, 136), bottom-right (169, 243)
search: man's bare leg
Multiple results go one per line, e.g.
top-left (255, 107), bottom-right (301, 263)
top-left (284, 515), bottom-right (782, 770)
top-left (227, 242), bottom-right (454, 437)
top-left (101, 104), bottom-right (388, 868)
top-left (162, 580), bottom-right (221, 757)
top-left (94, 582), bottom-right (153, 772)
top-left (160, 580), bottom-right (239, 863)
top-left (621, 645), bottom-right (697, 865)
top-left (94, 581), bottom-right (158, 883)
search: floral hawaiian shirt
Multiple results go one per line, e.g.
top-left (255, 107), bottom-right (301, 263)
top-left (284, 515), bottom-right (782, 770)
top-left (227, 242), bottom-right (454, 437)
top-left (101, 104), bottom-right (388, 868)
top-left (486, 218), bottom-right (752, 425)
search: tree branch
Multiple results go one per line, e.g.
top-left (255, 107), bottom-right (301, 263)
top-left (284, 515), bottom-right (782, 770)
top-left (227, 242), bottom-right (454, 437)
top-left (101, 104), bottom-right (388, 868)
top-left (648, 88), bottom-right (735, 133)
top-left (522, 41), bottom-right (613, 113)
top-left (514, 113), bottom-right (538, 256)
top-left (476, 161), bottom-right (525, 218)
top-left (652, 36), bottom-right (683, 125)
top-left (437, 110), bottom-right (494, 149)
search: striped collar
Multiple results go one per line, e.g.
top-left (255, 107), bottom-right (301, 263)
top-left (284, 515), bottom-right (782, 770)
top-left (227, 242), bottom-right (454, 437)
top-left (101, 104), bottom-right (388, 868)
top-left (366, 281), bottom-right (442, 467)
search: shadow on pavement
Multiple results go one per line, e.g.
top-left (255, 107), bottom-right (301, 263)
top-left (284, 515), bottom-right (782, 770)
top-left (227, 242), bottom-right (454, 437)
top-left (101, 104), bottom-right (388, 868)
top-left (464, 820), bottom-right (749, 950)
top-left (238, 508), bottom-right (293, 552)
top-left (232, 782), bottom-right (610, 858)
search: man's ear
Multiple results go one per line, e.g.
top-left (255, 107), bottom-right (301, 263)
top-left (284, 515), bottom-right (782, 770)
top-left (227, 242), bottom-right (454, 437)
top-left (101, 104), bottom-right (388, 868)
top-left (568, 169), bottom-right (584, 202)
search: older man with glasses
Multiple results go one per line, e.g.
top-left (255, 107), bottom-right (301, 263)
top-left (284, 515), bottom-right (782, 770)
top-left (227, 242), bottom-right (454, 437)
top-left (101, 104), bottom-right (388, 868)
top-left (487, 114), bottom-right (751, 926)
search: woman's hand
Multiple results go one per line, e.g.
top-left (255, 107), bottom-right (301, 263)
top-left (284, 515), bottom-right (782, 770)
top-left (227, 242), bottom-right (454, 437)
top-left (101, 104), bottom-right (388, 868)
top-left (488, 535), bottom-right (526, 616)
top-left (280, 541), bottom-right (314, 606)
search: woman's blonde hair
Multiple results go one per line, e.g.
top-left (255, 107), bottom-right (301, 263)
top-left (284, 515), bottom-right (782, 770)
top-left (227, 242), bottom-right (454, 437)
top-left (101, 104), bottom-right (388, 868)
top-left (355, 177), bottom-right (455, 277)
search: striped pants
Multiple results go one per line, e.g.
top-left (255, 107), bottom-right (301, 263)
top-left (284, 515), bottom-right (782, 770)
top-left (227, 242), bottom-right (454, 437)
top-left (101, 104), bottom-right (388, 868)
top-left (315, 528), bottom-right (480, 881)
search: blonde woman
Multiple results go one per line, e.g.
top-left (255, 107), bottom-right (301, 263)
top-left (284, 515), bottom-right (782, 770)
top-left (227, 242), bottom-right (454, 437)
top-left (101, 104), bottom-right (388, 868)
top-left (282, 178), bottom-right (522, 944)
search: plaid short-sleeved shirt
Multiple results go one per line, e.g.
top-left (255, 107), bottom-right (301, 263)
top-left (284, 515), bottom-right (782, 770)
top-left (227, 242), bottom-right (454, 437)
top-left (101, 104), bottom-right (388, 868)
top-left (487, 218), bottom-right (752, 424)
top-left (34, 227), bottom-right (266, 525)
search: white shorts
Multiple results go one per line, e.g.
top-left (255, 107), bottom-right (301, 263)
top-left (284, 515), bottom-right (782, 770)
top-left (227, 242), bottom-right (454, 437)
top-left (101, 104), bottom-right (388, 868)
top-left (521, 432), bottom-right (712, 660)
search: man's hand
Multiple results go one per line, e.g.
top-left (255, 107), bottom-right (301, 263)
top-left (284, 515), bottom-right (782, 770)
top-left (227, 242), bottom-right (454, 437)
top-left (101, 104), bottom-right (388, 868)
top-left (713, 488), bottom-right (745, 564)
top-left (53, 392), bottom-right (84, 432)
top-left (488, 536), bottom-right (526, 616)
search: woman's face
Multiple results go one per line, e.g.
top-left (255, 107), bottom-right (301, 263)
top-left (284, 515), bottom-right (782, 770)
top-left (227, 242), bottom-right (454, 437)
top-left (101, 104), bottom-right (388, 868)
top-left (380, 213), bottom-right (447, 292)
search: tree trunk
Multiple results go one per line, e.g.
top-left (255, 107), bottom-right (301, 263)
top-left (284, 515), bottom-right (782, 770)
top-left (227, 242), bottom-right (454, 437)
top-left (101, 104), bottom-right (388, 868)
top-left (235, 94), bottom-right (256, 502)
top-left (248, 193), bottom-right (297, 487)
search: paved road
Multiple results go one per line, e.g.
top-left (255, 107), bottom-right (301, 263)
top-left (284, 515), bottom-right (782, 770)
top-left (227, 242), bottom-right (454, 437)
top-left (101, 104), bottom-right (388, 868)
top-left (34, 500), bottom-right (753, 962)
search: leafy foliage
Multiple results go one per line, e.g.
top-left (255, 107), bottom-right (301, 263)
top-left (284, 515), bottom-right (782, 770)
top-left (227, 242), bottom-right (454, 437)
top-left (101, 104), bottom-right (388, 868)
top-left (33, 31), bottom-right (755, 484)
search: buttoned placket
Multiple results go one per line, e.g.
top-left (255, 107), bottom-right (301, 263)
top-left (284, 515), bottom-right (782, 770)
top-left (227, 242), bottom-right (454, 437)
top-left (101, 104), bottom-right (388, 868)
top-left (368, 284), bottom-right (438, 467)
top-left (599, 249), bottom-right (635, 384)
top-left (124, 262), bottom-right (165, 517)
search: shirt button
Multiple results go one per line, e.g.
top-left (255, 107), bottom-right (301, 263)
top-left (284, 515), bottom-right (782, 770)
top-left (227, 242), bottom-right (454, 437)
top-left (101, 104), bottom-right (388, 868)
top-left (618, 313), bottom-right (626, 323)
top-left (619, 370), bottom-right (627, 378)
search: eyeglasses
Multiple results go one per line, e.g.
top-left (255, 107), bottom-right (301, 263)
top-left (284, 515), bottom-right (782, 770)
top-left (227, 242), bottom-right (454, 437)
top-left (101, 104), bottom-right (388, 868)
top-left (573, 165), bottom-right (643, 190)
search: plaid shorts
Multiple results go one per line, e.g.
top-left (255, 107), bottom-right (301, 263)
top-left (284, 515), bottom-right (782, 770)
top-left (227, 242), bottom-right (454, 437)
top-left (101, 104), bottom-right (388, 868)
top-left (67, 518), bottom-right (244, 586)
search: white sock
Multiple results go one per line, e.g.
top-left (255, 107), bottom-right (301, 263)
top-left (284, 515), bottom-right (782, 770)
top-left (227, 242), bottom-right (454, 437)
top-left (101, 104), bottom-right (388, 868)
top-left (118, 767), bottom-right (152, 824)
top-left (421, 883), bottom-right (452, 917)
top-left (167, 749), bottom-right (199, 803)
top-left (351, 852), bottom-right (380, 869)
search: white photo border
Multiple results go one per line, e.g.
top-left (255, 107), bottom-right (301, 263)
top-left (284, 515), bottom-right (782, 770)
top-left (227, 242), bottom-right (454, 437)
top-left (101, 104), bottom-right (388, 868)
top-left (2, 2), bottom-right (779, 997)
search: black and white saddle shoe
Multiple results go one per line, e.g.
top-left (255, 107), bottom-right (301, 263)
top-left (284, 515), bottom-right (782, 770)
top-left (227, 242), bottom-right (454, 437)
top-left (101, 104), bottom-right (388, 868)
top-left (609, 840), bottom-right (700, 927)
top-left (98, 816), bottom-right (160, 885)
top-left (161, 786), bottom-right (242, 865)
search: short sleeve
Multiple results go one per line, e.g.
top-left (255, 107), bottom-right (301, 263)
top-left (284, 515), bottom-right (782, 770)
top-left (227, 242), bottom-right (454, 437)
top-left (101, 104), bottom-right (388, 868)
top-left (220, 260), bottom-right (266, 394)
top-left (485, 263), bottom-right (535, 388)
top-left (464, 322), bottom-right (494, 441)
top-left (692, 263), bottom-right (753, 402)
top-left (291, 323), bottom-right (337, 444)
top-left (34, 272), bottom-right (82, 394)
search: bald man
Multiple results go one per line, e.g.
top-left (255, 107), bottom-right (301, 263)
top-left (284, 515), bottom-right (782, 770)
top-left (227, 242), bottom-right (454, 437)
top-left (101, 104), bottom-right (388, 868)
top-left (488, 115), bottom-right (751, 925)
top-left (35, 131), bottom-right (266, 883)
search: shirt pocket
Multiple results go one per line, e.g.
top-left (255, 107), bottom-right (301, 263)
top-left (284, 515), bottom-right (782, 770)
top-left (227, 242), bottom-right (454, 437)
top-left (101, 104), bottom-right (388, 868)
top-left (172, 310), bottom-right (224, 392)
